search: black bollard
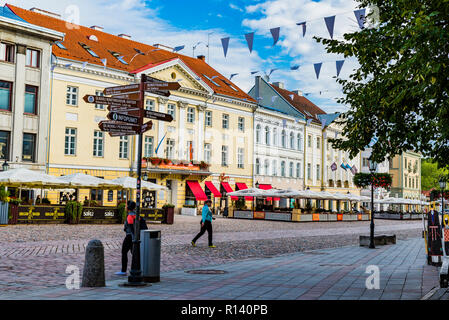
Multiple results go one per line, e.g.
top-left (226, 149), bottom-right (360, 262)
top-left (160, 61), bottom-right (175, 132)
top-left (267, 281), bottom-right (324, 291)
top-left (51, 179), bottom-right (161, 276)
top-left (81, 239), bottom-right (105, 287)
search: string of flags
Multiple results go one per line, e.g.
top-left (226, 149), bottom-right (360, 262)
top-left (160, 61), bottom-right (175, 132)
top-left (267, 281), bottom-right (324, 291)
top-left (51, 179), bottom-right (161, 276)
top-left (331, 162), bottom-right (358, 174)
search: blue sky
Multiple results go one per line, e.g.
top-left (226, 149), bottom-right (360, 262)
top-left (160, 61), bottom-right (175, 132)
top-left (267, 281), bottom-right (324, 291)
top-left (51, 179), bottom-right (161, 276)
top-left (2, 0), bottom-right (363, 113)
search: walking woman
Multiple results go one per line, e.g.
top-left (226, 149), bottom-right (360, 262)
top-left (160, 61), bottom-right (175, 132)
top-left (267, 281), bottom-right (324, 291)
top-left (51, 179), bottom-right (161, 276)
top-left (191, 199), bottom-right (216, 248)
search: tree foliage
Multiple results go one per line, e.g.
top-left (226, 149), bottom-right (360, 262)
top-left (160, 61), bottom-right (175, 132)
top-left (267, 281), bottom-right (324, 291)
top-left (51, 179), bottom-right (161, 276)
top-left (315, 0), bottom-right (449, 168)
top-left (421, 158), bottom-right (449, 190)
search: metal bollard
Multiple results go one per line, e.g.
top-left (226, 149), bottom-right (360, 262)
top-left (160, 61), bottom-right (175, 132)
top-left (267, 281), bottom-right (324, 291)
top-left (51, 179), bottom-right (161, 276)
top-left (140, 230), bottom-right (161, 283)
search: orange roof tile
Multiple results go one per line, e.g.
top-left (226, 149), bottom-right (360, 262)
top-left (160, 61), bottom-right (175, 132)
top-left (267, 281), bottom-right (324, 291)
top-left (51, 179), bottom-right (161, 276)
top-left (7, 4), bottom-right (255, 103)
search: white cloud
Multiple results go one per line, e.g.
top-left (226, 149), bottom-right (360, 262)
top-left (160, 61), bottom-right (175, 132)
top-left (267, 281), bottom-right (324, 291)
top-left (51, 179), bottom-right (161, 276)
top-left (229, 3), bottom-right (243, 12)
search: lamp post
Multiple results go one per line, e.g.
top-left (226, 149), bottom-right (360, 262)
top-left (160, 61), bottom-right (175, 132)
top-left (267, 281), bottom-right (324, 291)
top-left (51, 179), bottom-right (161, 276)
top-left (2, 159), bottom-right (9, 172)
top-left (439, 177), bottom-right (446, 216)
top-left (369, 160), bottom-right (378, 249)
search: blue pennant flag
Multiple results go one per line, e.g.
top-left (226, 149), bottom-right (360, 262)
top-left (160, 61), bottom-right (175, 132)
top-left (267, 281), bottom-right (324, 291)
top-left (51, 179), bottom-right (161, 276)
top-left (250, 70), bottom-right (259, 75)
top-left (354, 9), bottom-right (366, 29)
top-left (296, 21), bottom-right (306, 37)
top-left (221, 37), bottom-right (230, 58)
top-left (345, 163), bottom-right (352, 170)
top-left (229, 73), bottom-right (238, 80)
top-left (155, 133), bottom-right (167, 155)
top-left (336, 60), bottom-right (345, 77)
top-left (173, 45), bottom-right (185, 53)
top-left (340, 163), bottom-right (347, 171)
top-left (290, 65), bottom-right (300, 70)
top-left (314, 63), bottom-right (322, 79)
top-left (245, 32), bottom-right (254, 53)
top-left (270, 27), bottom-right (280, 46)
top-left (306, 118), bottom-right (313, 126)
top-left (269, 68), bottom-right (278, 76)
top-left (324, 16), bottom-right (336, 39)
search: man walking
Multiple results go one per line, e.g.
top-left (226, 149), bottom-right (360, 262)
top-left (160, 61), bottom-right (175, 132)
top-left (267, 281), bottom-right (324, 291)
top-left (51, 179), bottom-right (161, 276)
top-left (115, 201), bottom-right (148, 275)
top-left (192, 199), bottom-right (215, 248)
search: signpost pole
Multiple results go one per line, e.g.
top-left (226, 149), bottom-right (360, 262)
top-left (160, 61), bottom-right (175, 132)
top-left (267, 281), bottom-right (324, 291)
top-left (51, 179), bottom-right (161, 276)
top-left (126, 74), bottom-right (145, 286)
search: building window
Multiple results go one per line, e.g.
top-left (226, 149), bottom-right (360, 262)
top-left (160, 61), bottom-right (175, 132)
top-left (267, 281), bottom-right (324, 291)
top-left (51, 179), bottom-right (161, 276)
top-left (362, 158), bottom-right (370, 167)
top-left (255, 158), bottom-right (260, 175)
top-left (297, 133), bottom-right (302, 151)
top-left (237, 148), bottom-right (244, 168)
top-left (204, 143), bottom-right (211, 163)
top-left (308, 135), bottom-right (312, 148)
top-left (205, 111), bottom-right (212, 127)
top-left (144, 136), bottom-right (154, 157)
top-left (0, 81), bottom-right (12, 111)
top-left (290, 132), bottom-right (295, 149)
top-left (316, 164), bottom-right (320, 180)
top-left (64, 128), bottom-right (76, 155)
top-left (24, 85), bottom-right (38, 114)
top-left (281, 161), bottom-right (286, 177)
top-left (281, 130), bottom-right (286, 148)
top-left (307, 163), bottom-right (311, 180)
top-left (167, 103), bottom-right (176, 119)
top-left (0, 131), bottom-right (10, 160)
top-left (22, 133), bottom-right (36, 162)
top-left (273, 128), bottom-right (277, 146)
top-left (25, 48), bottom-right (40, 68)
top-left (265, 127), bottom-right (270, 145)
top-left (222, 114), bottom-right (229, 129)
top-left (93, 131), bottom-right (104, 157)
top-left (66, 86), bottom-right (78, 106)
top-left (166, 139), bottom-right (175, 159)
top-left (145, 99), bottom-right (155, 111)
top-left (272, 160), bottom-right (277, 176)
top-left (317, 137), bottom-right (321, 149)
top-left (119, 136), bottom-right (129, 159)
top-left (0, 43), bottom-right (14, 63)
top-left (289, 162), bottom-right (294, 177)
top-left (187, 107), bottom-right (195, 123)
top-left (296, 163), bottom-right (301, 178)
top-left (264, 159), bottom-right (269, 175)
top-left (238, 117), bottom-right (245, 132)
top-left (95, 90), bottom-right (105, 110)
top-left (221, 145), bottom-right (228, 166)
top-left (256, 124), bottom-right (261, 143)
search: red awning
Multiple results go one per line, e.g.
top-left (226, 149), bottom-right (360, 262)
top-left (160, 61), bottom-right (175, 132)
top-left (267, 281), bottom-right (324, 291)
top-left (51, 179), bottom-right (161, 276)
top-left (205, 181), bottom-right (221, 198)
top-left (235, 182), bottom-right (254, 201)
top-left (258, 184), bottom-right (279, 201)
top-left (221, 182), bottom-right (238, 200)
top-left (187, 181), bottom-right (208, 201)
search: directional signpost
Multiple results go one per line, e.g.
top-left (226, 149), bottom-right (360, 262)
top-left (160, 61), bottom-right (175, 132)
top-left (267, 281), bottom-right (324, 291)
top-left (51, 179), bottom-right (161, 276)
top-left (84, 74), bottom-right (178, 287)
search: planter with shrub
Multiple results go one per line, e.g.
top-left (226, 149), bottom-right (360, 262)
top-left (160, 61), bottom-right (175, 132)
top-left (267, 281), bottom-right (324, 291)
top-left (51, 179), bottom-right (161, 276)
top-left (162, 203), bottom-right (175, 224)
top-left (64, 201), bottom-right (83, 224)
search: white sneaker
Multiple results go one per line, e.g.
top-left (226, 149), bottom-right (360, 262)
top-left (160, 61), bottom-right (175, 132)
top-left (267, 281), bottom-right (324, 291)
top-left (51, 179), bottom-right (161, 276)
top-left (115, 271), bottom-right (127, 276)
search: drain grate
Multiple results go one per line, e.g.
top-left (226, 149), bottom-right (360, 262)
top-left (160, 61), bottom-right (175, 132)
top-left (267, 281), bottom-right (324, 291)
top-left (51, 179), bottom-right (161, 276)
top-left (185, 270), bottom-right (227, 274)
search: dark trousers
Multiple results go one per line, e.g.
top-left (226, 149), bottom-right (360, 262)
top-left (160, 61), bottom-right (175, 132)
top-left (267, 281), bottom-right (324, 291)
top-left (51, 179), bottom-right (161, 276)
top-left (121, 234), bottom-right (133, 272)
top-left (192, 220), bottom-right (213, 246)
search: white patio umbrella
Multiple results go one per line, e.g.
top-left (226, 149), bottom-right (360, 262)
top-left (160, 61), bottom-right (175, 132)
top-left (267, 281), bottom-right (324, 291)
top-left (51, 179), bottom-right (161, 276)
top-left (227, 188), bottom-right (270, 197)
top-left (263, 189), bottom-right (303, 198)
top-left (110, 176), bottom-right (166, 191)
top-left (58, 173), bottom-right (121, 189)
top-left (0, 168), bottom-right (67, 188)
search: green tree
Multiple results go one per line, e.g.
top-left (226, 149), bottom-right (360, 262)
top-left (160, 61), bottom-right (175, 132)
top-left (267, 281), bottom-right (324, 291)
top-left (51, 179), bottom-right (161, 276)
top-left (315, 0), bottom-right (449, 168)
top-left (421, 158), bottom-right (448, 190)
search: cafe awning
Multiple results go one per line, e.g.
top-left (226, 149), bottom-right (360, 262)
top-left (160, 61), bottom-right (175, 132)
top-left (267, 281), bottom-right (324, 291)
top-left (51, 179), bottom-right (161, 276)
top-left (205, 181), bottom-right (221, 198)
top-left (221, 182), bottom-right (238, 200)
top-left (257, 184), bottom-right (280, 201)
top-left (187, 181), bottom-right (208, 201)
top-left (235, 182), bottom-right (254, 201)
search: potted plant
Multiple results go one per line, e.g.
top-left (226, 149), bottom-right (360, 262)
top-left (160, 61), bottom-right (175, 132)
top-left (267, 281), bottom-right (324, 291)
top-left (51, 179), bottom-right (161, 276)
top-left (64, 201), bottom-right (83, 224)
top-left (149, 157), bottom-right (162, 165)
top-left (163, 158), bottom-right (171, 165)
top-left (117, 202), bottom-right (127, 224)
top-left (199, 161), bottom-right (210, 170)
top-left (162, 203), bottom-right (175, 224)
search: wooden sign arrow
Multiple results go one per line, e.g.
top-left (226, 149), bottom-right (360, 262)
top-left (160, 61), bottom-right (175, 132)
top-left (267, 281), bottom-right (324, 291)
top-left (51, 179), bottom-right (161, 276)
top-left (103, 84), bottom-right (140, 95)
top-left (109, 131), bottom-right (138, 137)
top-left (98, 120), bottom-right (140, 133)
top-left (144, 82), bottom-right (181, 92)
top-left (141, 121), bottom-right (153, 134)
top-left (84, 95), bottom-right (139, 108)
top-left (107, 105), bottom-right (140, 116)
top-left (107, 112), bottom-right (140, 124)
top-left (143, 110), bottom-right (173, 122)
top-left (110, 93), bottom-right (140, 100)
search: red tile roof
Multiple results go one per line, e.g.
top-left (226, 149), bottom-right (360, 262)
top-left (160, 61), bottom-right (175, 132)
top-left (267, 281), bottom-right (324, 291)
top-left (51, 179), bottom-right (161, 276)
top-left (270, 84), bottom-right (326, 123)
top-left (7, 4), bottom-right (255, 103)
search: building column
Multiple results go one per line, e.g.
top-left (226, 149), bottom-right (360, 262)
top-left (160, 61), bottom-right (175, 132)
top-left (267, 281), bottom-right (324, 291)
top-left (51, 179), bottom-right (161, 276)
top-left (177, 101), bottom-right (187, 160)
top-left (197, 104), bottom-right (206, 162)
top-left (157, 97), bottom-right (168, 157)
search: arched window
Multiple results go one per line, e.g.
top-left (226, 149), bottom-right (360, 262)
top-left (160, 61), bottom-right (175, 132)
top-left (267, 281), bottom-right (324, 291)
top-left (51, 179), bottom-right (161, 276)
top-left (272, 160), bottom-right (277, 176)
top-left (281, 161), bottom-right (286, 177)
top-left (296, 163), bottom-right (301, 178)
top-left (297, 133), bottom-right (302, 151)
top-left (265, 127), bottom-right (270, 145)
top-left (290, 132), bottom-right (295, 149)
top-left (289, 162), bottom-right (294, 177)
top-left (281, 130), bottom-right (286, 148)
top-left (256, 124), bottom-right (261, 143)
top-left (255, 158), bottom-right (260, 175)
top-left (264, 159), bottom-right (269, 175)
top-left (273, 128), bottom-right (277, 146)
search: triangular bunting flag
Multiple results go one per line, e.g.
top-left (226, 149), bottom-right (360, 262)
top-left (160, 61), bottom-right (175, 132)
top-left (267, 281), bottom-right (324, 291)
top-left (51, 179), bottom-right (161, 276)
top-left (307, 118), bottom-right (313, 126)
top-left (270, 27), bottom-right (280, 46)
top-left (296, 21), bottom-right (306, 37)
top-left (230, 73), bottom-right (238, 80)
top-left (321, 118), bottom-right (327, 129)
top-left (314, 63), bottom-right (322, 79)
top-left (289, 94), bottom-right (294, 100)
top-left (290, 65), bottom-right (300, 70)
top-left (82, 61), bottom-right (88, 70)
top-left (335, 132), bottom-right (338, 138)
top-left (336, 60), bottom-right (345, 77)
top-left (173, 45), bottom-right (185, 53)
top-left (51, 64), bottom-right (56, 72)
top-left (245, 32), bottom-right (255, 53)
top-left (354, 9), bottom-right (366, 29)
top-left (324, 16), bottom-right (336, 39)
top-left (64, 63), bottom-right (72, 69)
top-left (250, 70), bottom-right (259, 75)
top-left (100, 58), bottom-right (107, 70)
top-left (269, 68), bottom-right (278, 76)
top-left (221, 37), bottom-right (230, 58)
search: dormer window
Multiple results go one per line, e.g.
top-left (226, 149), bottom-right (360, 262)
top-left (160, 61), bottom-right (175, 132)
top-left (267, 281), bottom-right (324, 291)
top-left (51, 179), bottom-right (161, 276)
top-left (108, 50), bottom-right (128, 65)
top-left (55, 41), bottom-right (67, 50)
top-left (88, 35), bottom-right (99, 42)
top-left (79, 42), bottom-right (99, 58)
top-left (221, 79), bottom-right (238, 92)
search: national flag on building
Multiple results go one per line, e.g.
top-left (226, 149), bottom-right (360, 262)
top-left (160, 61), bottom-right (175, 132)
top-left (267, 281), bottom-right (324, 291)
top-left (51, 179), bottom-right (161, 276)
top-left (340, 163), bottom-right (347, 170)
top-left (331, 162), bottom-right (337, 171)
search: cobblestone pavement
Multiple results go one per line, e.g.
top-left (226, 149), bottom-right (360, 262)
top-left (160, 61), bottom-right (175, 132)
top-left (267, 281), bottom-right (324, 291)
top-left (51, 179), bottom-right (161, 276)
top-left (0, 238), bottom-right (443, 300)
top-left (0, 215), bottom-right (434, 298)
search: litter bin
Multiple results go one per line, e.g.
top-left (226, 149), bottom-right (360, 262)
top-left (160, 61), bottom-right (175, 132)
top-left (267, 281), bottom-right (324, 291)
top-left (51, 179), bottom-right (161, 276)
top-left (140, 230), bottom-right (161, 283)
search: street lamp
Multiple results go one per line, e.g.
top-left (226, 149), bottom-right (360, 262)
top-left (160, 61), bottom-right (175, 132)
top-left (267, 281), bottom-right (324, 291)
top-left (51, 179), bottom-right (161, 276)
top-left (369, 159), bottom-right (378, 249)
top-left (143, 172), bottom-right (148, 181)
top-left (439, 177), bottom-right (446, 215)
top-left (2, 159), bottom-right (9, 172)
top-left (255, 181), bottom-right (259, 188)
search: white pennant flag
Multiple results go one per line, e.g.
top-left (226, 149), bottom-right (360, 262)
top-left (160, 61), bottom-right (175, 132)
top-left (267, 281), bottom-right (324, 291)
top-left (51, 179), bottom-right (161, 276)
top-left (82, 61), bottom-right (88, 70)
top-left (101, 58), bottom-right (107, 70)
